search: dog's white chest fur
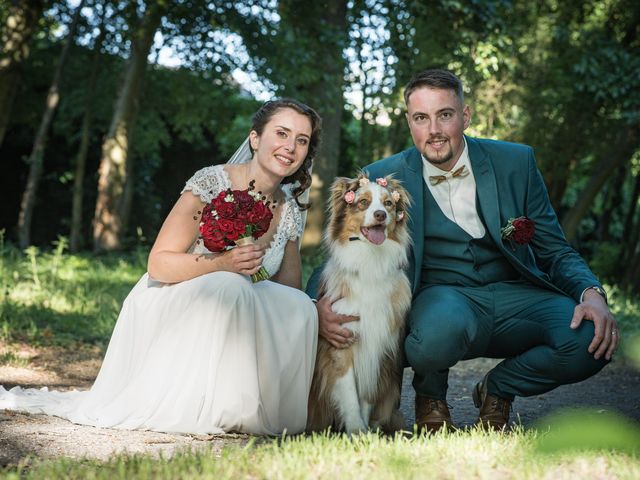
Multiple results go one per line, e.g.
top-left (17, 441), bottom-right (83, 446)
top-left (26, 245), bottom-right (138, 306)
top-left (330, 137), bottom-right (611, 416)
top-left (325, 240), bottom-right (407, 400)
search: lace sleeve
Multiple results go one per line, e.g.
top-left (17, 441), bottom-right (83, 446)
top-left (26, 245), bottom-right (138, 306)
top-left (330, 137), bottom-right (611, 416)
top-left (181, 165), bottom-right (228, 203)
top-left (284, 200), bottom-right (305, 241)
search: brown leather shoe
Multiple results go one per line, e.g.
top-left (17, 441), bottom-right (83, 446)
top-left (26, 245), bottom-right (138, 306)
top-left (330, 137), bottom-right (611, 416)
top-left (472, 376), bottom-right (511, 431)
top-left (415, 394), bottom-right (454, 433)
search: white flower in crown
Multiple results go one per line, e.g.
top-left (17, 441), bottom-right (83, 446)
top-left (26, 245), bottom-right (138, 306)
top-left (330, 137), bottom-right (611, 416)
top-left (391, 191), bottom-right (401, 202)
top-left (224, 193), bottom-right (234, 202)
top-left (358, 177), bottom-right (370, 187)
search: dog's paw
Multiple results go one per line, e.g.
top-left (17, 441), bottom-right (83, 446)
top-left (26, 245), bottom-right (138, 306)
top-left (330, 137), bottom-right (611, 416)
top-left (344, 420), bottom-right (368, 436)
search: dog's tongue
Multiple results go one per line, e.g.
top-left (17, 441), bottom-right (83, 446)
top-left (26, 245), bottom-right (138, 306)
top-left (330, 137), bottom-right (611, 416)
top-left (361, 226), bottom-right (386, 245)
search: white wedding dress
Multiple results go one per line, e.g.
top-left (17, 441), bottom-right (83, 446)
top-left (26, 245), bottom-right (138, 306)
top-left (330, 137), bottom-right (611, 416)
top-left (0, 165), bottom-right (318, 435)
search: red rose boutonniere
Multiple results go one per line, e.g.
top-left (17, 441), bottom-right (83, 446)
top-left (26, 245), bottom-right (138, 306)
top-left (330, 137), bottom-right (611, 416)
top-left (199, 181), bottom-right (274, 282)
top-left (501, 216), bottom-right (535, 249)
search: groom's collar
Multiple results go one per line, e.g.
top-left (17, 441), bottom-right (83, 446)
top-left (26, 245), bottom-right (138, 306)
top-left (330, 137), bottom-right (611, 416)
top-left (466, 135), bottom-right (490, 175)
top-left (405, 146), bottom-right (423, 173)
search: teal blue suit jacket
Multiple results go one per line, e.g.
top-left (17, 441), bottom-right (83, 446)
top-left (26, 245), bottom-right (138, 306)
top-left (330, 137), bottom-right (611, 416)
top-left (361, 136), bottom-right (601, 302)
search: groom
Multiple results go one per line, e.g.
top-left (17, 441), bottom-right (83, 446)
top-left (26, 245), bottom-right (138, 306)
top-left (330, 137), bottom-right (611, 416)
top-left (309, 68), bottom-right (618, 431)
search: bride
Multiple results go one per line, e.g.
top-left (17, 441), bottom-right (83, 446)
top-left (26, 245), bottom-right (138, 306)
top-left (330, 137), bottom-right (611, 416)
top-left (0, 98), bottom-right (322, 436)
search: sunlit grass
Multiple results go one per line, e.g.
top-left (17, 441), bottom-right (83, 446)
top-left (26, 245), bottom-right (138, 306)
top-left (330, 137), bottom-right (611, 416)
top-left (0, 233), bottom-right (147, 348)
top-left (0, 233), bottom-right (639, 477)
top-left (3, 428), bottom-right (639, 479)
top-left (1, 232), bottom-right (639, 360)
top-left (0, 349), bottom-right (30, 367)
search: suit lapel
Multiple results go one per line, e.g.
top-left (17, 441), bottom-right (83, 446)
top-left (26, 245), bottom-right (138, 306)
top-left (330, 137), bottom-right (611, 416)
top-left (403, 148), bottom-right (424, 292)
top-left (468, 137), bottom-right (548, 290)
top-left (468, 137), bottom-right (503, 247)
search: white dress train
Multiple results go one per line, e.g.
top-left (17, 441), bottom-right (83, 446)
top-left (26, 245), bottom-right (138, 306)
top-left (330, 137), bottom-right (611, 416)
top-left (0, 165), bottom-right (318, 435)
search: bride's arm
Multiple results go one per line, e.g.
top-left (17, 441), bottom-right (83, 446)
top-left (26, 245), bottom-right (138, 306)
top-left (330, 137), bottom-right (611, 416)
top-left (147, 192), bottom-right (264, 283)
top-left (270, 240), bottom-right (302, 289)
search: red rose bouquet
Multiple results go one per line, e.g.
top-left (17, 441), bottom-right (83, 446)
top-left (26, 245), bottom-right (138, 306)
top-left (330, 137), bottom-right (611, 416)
top-left (501, 216), bottom-right (535, 248)
top-left (199, 181), bottom-right (273, 282)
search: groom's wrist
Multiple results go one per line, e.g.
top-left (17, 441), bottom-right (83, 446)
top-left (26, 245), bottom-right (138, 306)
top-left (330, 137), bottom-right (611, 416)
top-left (580, 286), bottom-right (608, 305)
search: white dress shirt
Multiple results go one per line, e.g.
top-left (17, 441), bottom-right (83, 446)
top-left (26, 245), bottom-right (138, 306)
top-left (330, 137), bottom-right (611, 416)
top-left (422, 138), bottom-right (486, 239)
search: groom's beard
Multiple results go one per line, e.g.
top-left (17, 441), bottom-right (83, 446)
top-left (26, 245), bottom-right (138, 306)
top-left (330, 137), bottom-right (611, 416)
top-left (422, 139), bottom-right (453, 166)
top-left (424, 150), bottom-right (453, 165)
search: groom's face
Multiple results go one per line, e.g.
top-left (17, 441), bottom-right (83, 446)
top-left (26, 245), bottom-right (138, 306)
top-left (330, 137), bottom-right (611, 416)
top-left (405, 87), bottom-right (471, 171)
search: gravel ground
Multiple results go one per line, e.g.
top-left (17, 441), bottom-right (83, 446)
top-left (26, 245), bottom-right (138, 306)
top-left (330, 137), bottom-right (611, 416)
top-left (1, 345), bottom-right (638, 467)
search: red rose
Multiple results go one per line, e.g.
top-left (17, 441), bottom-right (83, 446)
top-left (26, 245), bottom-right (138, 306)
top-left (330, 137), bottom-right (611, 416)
top-left (255, 217), bottom-right (272, 237)
top-left (202, 228), bottom-right (226, 252)
top-left (235, 190), bottom-right (254, 209)
top-left (501, 216), bottom-right (535, 245)
top-left (248, 201), bottom-right (267, 223)
top-left (216, 200), bottom-right (236, 218)
top-left (234, 219), bottom-right (248, 235)
top-left (218, 219), bottom-right (235, 233)
top-left (226, 229), bottom-right (241, 241)
top-left (511, 217), bottom-right (535, 244)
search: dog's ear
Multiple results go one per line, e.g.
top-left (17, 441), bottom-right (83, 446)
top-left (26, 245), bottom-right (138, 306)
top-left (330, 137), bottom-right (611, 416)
top-left (387, 178), bottom-right (412, 221)
top-left (328, 177), bottom-right (353, 210)
top-left (327, 177), bottom-right (353, 229)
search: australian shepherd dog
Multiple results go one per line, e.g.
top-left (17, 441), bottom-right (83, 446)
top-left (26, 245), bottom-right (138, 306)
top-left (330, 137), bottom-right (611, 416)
top-left (307, 173), bottom-right (412, 434)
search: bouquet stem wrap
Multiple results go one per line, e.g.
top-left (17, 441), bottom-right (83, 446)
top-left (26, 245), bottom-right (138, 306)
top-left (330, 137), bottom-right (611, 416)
top-left (235, 236), bottom-right (270, 283)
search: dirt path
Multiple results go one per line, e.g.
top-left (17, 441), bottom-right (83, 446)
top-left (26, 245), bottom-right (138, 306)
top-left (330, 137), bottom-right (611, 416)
top-left (1, 342), bottom-right (639, 466)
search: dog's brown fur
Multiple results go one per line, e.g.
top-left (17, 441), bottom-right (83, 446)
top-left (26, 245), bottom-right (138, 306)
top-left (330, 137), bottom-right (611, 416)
top-left (307, 173), bottom-right (412, 434)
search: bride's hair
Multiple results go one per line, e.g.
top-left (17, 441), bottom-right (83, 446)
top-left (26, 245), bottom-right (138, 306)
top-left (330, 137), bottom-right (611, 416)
top-left (250, 98), bottom-right (322, 210)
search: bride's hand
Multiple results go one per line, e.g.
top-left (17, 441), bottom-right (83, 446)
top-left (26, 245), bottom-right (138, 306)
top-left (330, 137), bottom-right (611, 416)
top-left (217, 244), bottom-right (265, 275)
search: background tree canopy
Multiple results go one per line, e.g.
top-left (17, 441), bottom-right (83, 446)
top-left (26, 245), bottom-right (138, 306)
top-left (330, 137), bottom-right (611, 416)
top-left (0, 0), bottom-right (638, 291)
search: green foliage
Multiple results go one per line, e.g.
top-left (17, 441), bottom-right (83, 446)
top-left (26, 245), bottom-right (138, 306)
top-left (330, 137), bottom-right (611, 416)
top-left (535, 408), bottom-right (640, 455)
top-left (1, 0), bottom-right (640, 292)
top-left (607, 285), bottom-right (640, 365)
top-left (3, 429), bottom-right (640, 479)
top-left (0, 234), bottom-right (145, 348)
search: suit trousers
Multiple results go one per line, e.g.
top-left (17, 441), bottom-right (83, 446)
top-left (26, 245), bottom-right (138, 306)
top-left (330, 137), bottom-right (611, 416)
top-left (405, 280), bottom-right (608, 400)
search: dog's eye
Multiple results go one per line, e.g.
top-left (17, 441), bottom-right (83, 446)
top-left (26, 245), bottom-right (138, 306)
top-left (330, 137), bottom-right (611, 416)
top-left (358, 199), bottom-right (369, 208)
top-left (384, 200), bottom-right (394, 207)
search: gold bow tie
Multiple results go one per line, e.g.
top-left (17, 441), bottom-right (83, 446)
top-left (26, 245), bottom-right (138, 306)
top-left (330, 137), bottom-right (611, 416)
top-left (429, 165), bottom-right (469, 186)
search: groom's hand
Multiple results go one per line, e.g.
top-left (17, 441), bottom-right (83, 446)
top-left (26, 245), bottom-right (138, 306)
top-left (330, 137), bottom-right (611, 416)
top-left (316, 296), bottom-right (359, 349)
top-left (570, 290), bottom-right (619, 361)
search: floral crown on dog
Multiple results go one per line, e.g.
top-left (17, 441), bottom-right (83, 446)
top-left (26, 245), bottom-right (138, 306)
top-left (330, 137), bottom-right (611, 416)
top-left (343, 174), bottom-right (406, 222)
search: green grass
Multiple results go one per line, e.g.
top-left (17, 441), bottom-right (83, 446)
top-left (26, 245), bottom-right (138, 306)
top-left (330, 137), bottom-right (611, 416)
top-left (0, 234), bottom-right (325, 350)
top-left (1, 232), bottom-right (638, 361)
top-left (0, 233), bottom-right (147, 348)
top-left (0, 234), bottom-right (639, 477)
top-left (0, 349), bottom-right (30, 367)
top-left (2, 428), bottom-right (639, 479)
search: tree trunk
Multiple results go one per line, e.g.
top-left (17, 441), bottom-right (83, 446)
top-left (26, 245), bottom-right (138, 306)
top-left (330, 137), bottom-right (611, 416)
top-left (299, 1), bottom-right (348, 248)
top-left (16, 0), bottom-right (84, 248)
top-left (92, 3), bottom-right (165, 252)
top-left (0, 0), bottom-right (43, 148)
top-left (561, 126), bottom-right (640, 242)
top-left (70, 20), bottom-right (107, 253)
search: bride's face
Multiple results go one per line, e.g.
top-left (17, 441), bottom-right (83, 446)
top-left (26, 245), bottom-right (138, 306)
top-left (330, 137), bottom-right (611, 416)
top-left (250, 108), bottom-right (312, 179)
